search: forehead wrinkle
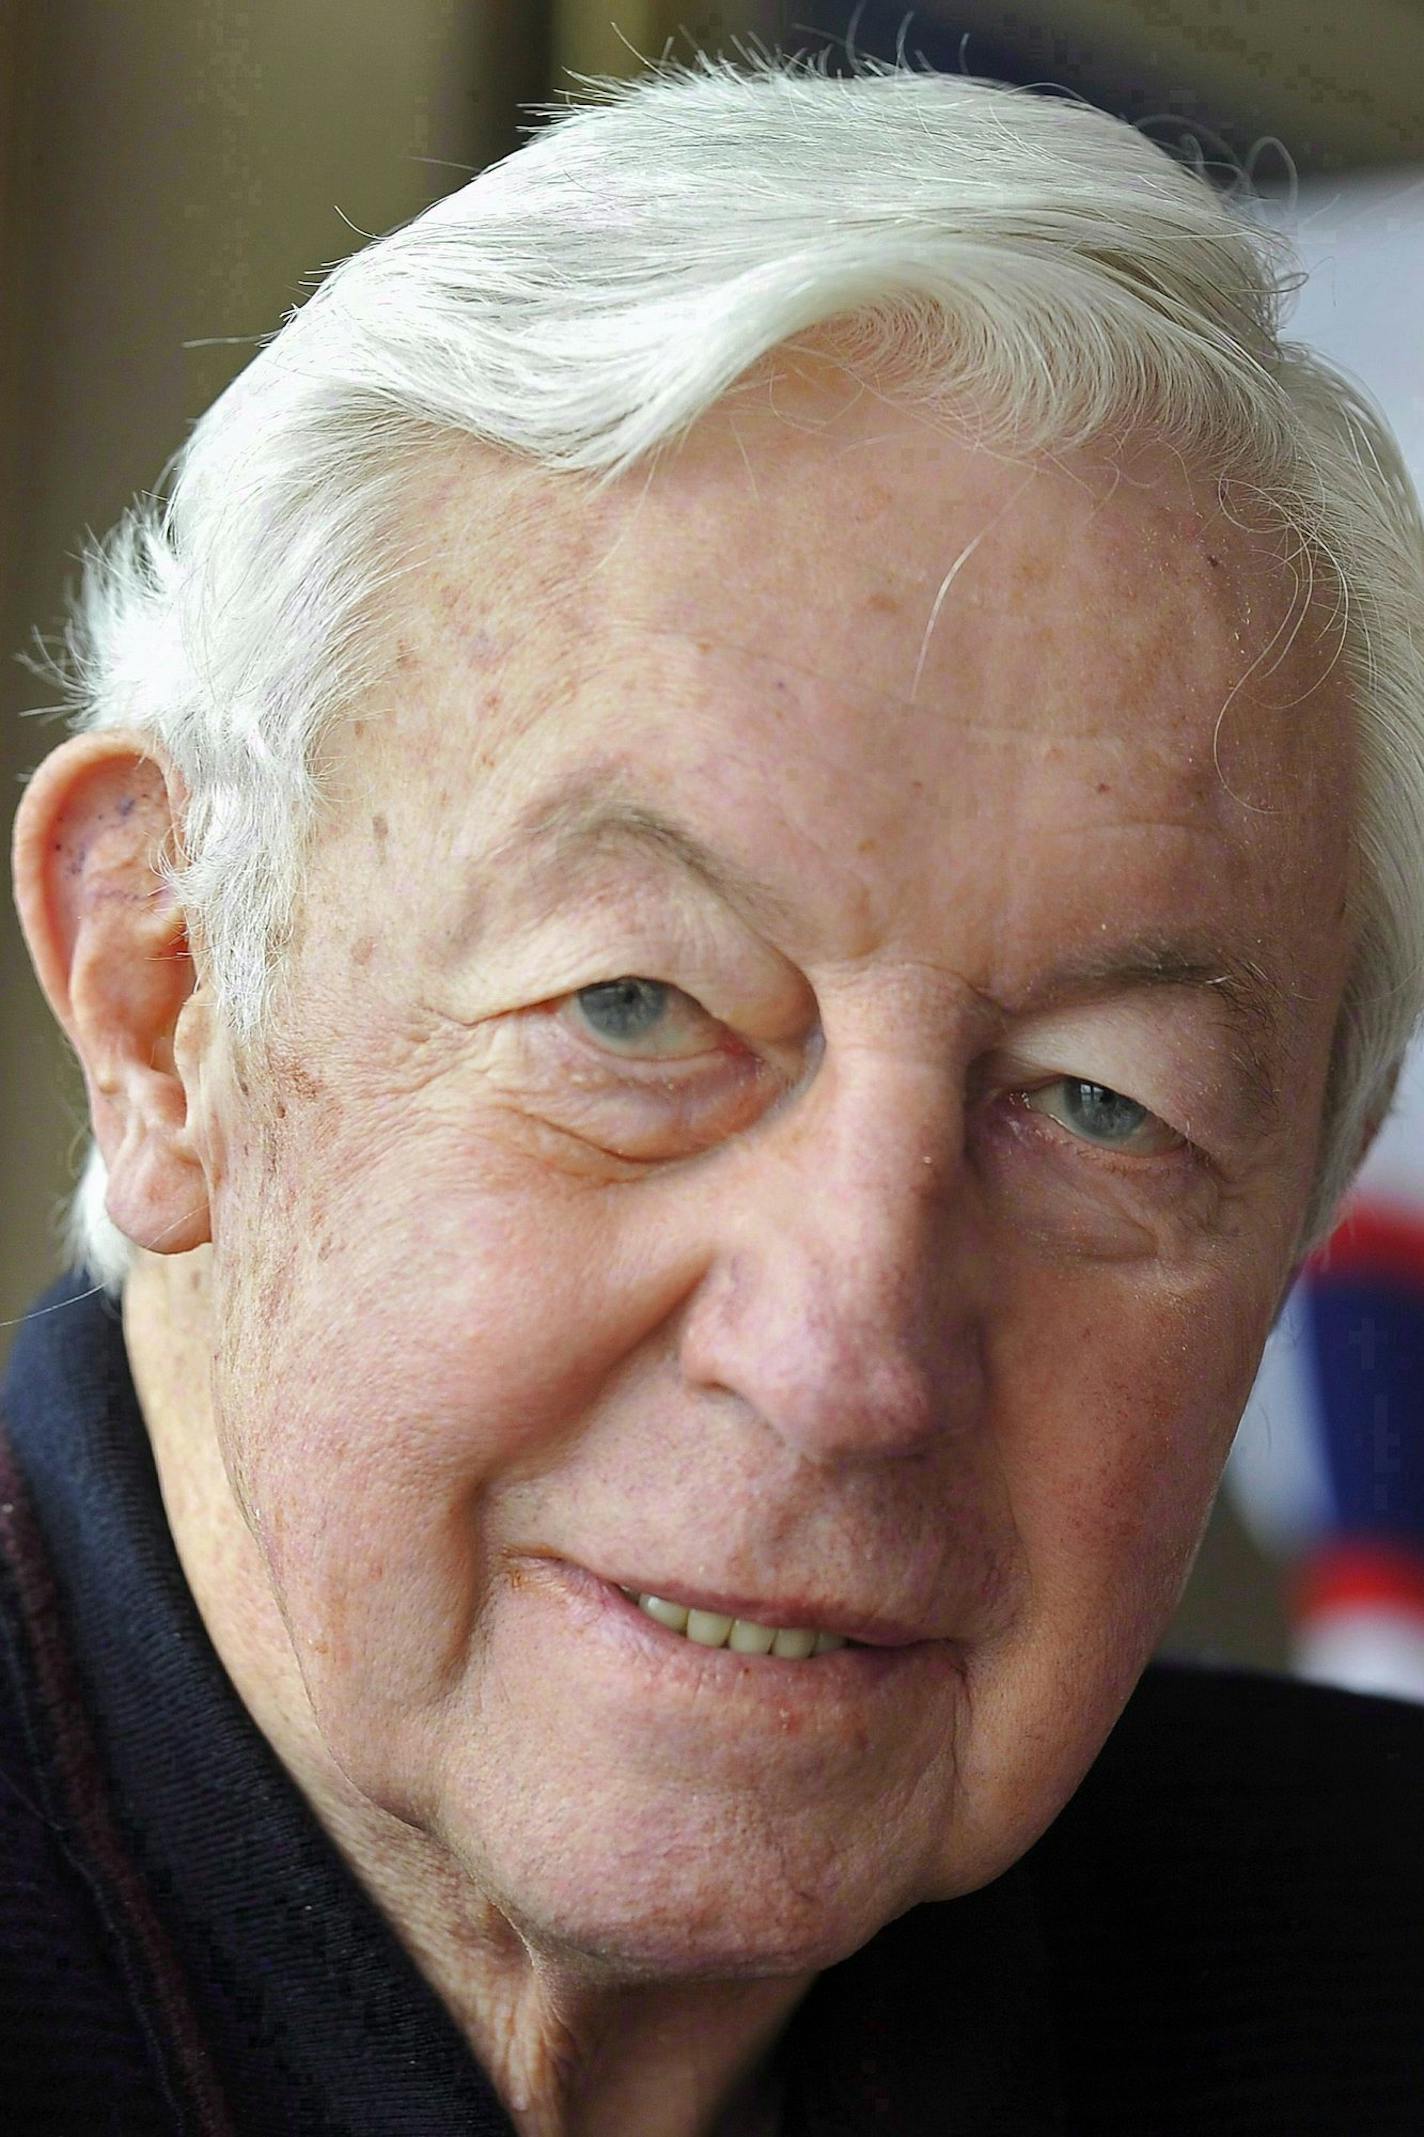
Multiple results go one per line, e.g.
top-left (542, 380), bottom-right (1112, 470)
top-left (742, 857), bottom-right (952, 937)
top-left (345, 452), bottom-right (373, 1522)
top-left (550, 615), bottom-right (1218, 761)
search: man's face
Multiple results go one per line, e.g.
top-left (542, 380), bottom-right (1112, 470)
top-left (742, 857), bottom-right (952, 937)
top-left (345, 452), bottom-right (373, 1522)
top-left (189, 373), bottom-right (1354, 1977)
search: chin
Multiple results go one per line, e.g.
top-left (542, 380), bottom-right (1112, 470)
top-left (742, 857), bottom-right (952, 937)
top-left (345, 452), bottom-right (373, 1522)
top-left (437, 1798), bottom-right (930, 1983)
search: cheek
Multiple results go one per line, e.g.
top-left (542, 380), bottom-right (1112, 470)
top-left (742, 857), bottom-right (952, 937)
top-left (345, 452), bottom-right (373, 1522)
top-left (206, 1113), bottom-right (669, 1762)
top-left (999, 1262), bottom-right (1269, 1647)
top-left (218, 1087), bottom-right (629, 1435)
top-left (932, 1269), bottom-right (1273, 1889)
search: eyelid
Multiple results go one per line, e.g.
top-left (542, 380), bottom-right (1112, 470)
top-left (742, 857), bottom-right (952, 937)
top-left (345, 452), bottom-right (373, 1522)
top-left (987, 1015), bottom-right (1201, 1128)
top-left (551, 953), bottom-right (818, 1064)
top-left (997, 999), bottom-right (1245, 1134)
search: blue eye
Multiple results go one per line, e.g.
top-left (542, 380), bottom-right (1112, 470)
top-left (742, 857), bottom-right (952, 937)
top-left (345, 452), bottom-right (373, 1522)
top-left (568, 977), bottom-right (723, 1063)
top-left (1061, 1081), bottom-right (1148, 1143)
top-left (1023, 1078), bottom-right (1181, 1154)
top-left (575, 978), bottom-right (670, 1045)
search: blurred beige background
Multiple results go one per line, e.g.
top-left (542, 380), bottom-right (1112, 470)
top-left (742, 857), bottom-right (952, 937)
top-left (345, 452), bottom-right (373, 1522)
top-left (5, 0), bottom-right (1422, 1670)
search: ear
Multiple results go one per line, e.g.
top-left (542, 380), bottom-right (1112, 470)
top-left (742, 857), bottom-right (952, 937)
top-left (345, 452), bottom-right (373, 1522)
top-left (12, 729), bottom-right (212, 1254)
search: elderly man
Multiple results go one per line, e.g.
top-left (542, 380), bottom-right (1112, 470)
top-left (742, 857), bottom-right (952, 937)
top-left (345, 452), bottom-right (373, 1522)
top-left (4, 52), bottom-right (1424, 2137)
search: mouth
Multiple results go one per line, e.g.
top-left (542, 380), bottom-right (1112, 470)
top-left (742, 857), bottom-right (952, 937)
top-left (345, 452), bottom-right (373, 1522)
top-left (606, 1575), bottom-right (933, 1656)
top-left (510, 1558), bottom-right (962, 1710)
top-left (615, 1585), bottom-right (862, 1658)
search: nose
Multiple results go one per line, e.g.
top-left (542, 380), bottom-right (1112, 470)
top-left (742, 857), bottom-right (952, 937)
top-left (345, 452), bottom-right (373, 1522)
top-left (676, 1052), bottom-right (989, 1465)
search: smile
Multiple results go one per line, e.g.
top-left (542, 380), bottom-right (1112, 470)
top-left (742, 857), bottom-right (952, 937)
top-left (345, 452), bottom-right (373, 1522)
top-left (515, 1559), bottom-right (961, 1708)
top-left (619, 1588), bottom-right (852, 1657)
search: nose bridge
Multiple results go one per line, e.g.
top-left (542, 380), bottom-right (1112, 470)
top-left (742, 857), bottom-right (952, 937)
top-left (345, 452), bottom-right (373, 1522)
top-left (677, 1050), bottom-right (984, 1461)
top-left (787, 1049), bottom-right (962, 1303)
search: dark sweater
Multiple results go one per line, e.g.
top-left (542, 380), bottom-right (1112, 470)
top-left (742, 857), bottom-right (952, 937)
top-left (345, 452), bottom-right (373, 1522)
top-left (2, 1275), bottom-right (1422, 2135)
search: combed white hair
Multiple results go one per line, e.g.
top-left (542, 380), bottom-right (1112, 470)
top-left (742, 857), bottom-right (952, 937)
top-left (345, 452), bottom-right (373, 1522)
top-left (50, 49), bottom-right (1424, 1289)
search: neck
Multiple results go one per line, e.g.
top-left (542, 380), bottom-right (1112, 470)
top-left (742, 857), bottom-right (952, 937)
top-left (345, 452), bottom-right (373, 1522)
top-left (123, 1250), bottom-right (806, 2137)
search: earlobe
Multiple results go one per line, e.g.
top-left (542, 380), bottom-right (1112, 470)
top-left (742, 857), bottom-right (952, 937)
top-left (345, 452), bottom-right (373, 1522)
top-left (12, 730), bottom-right (212, 1255)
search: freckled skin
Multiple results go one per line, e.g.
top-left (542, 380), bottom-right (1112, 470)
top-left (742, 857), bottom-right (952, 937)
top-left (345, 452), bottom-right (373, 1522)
top-left (108, 378), bottom-right (1357, 2137)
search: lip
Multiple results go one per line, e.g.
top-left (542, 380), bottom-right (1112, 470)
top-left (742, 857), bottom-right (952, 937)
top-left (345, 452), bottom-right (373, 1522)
top-left (519, 1558), bottom-right (962, 1704)
top-left (602, 1574), bottom-right (932, 1649)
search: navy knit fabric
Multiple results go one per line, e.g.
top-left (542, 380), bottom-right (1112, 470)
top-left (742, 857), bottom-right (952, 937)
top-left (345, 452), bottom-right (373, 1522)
top-left (3, 1269), bottom-right (1423, 2134)
top-left (1031, 1661), bottom-right (1424, 2132)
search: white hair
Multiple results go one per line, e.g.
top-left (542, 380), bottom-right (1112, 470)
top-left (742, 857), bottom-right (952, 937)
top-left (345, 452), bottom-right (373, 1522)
top-left (46, 48), bottom-right (1424, 1290)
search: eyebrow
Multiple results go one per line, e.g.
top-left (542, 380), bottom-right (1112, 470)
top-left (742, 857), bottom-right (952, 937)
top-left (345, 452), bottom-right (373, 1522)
top-left (483, 776), bottom-right (1287, 1128)
top-left (483, 772), bottom-right (803, 937)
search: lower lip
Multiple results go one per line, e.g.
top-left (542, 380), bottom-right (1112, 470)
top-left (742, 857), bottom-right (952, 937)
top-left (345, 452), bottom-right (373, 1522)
top-left (532, 1558), bottom-right (961, 1707)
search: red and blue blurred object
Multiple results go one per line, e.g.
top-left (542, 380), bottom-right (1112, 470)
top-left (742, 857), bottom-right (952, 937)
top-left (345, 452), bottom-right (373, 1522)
top-left (1228, 1042), bottom-right (1424, 1700)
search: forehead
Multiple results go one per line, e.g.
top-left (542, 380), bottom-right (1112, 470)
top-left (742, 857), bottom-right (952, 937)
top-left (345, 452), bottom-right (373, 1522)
top-left (356, 383), bottom-right (1354, 986)
top-left (395, 381), bottom-right (1336, 772)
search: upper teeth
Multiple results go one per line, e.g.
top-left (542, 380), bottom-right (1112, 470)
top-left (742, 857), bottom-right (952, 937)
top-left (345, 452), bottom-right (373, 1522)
top-left (623, 1589), bottom-right (849, 1657)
